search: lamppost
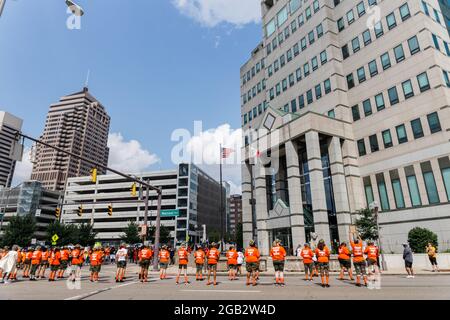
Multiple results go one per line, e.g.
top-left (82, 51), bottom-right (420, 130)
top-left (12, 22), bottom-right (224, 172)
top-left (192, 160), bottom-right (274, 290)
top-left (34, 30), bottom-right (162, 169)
top-left (369, 201), bottom-right (388, 271)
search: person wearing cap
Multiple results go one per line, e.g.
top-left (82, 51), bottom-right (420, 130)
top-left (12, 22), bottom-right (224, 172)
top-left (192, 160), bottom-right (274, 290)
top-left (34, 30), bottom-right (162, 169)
top-left (244, 240), bottom-right (260, 286)
top-left (315, 239), bottom-right (331, 288)
top-left (270, 240), bottom-right (287, 286)
top-left (206, 243), bottom-right (220, 286)
top-left (176, 243), bottom-right (190, 285)
top-left (403, 242), bottom-right (414, 278)
top-left (194, 246), bottom-right (206, 281)
top-left (30, 246), bottom-right (42, 281)
top-left (300, 243), bottom-right (314, 281)
top-left (159, 245), bottom-right (170, 280)
top-left (115, 244), bottom-right (128, 283)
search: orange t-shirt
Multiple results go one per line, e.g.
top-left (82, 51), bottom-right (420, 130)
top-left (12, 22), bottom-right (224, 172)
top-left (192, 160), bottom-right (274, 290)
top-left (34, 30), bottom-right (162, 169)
top-left (315, 246), bottom-right (330, 263)
top-left (207, 248), bottom-right (220, 265)
top-left (31, 251), bottom-right (42, 265)
top-left (178, 249), bottom-right (189, 265)
top-left (60, 249), bottom-right (70, 261)
top-left (139, 248), bottom-right (153, 260)
top-left (41, 251), bottom-right (50, 261)
top-left (50, 252), bottom-right (61, 266)
top-left (194, 250), bottom-right (205, 264)
top-left (25, 252), bottom-right (33, 260)
top-left (71, 249), bottom-right (83, 265)
top-left (245, 247), bottom-right (260, 263)
top-left (338, 246), bottom-right (351, 260)
top-left (90, 251), bottom-right (102, 266)
top-left (365, 245), bottom-right (379, 261)
top-left (226, 250), bottom-right (238, 265)
top-left (300, 248), bottom-right (314, 264)
top-left (351, 242), bottom-right (365, 262)
top-left (159, 249), bottom-right (170, 263)
top-left (270, 246), bottom-right (287, 261)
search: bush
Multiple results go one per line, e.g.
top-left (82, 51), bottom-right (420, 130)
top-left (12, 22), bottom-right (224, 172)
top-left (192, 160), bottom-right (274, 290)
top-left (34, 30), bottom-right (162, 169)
top-left (408, 227), bottom-right (438, 253)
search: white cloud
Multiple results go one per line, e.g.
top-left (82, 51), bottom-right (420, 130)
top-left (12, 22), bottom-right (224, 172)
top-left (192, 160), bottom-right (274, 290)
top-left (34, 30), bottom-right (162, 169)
top-left (11, 148), bottom-right (33, 186)
top-left (172, 0), bottom-right (261, 27)
top-left (107, 133), bottom-right (160, 173)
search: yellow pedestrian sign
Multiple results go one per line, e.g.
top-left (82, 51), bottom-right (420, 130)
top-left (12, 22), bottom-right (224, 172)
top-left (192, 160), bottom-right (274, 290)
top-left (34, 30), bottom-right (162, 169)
top-left (52, 234), bottom-right (59, 243)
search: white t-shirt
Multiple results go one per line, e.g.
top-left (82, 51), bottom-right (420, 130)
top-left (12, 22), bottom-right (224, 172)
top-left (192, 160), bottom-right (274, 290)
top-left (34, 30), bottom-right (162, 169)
top-left (237, 252), bottom-right (244, 264)
top-left (117, 248), bottom-right (128, 262)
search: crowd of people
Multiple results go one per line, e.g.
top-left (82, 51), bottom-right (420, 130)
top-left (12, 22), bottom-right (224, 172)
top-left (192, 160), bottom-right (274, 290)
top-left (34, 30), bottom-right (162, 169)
top-left (0, 231), bottom-right (441, 287)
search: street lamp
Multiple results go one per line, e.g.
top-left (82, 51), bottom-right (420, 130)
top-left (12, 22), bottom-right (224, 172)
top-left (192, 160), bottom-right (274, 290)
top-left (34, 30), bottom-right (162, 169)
top-left (369, 201), bottom-right (388, 271)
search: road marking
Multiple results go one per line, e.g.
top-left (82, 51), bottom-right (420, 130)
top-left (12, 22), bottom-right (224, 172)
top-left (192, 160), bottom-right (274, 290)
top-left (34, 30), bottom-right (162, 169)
top-left (180, 289), bottom-right (261, 293)
top-left (65, 281), bottom-right (139, 300)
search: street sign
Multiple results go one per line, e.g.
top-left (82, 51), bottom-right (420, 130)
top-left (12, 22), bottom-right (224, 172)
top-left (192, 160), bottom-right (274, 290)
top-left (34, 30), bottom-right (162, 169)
top-left (140, 225), bottom-right (148, 236)
top-left (35, 209), bottom-right (41, 217)
top-left (160, 209), bottom-right (180, 217)
top-left (31, 238), bottom-right (36, 245)
top-left (52, 234), bottom-right (59, 243)
top-left (9, 135), bottom-right (24, 161)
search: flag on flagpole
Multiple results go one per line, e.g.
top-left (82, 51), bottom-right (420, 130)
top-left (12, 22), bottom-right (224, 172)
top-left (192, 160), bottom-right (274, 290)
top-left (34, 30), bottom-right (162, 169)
top-left (221, 147), bottom-right (234, 159)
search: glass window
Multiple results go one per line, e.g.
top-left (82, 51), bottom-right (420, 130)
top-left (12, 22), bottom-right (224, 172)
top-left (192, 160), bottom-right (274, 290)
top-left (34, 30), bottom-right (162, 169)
top-left (400, 3), bottom-right (411, 21)
top-left (342, 44), bottom-right (350, 59)
top-left (253, 107), bottom-right (257, 118)
top-left (296, 68), bottom-right (302, 81)
top-left (377, 177), bottom-right (390, 211)
top-left (243, 114), bottom-right (248, 124)
top-left (306, 90), bottom-right (313, 104)
top-left (272, 37), bottom-right (278, 49)
top-left (388, 86), bottom-right (399, 105)
top-left (369, 60), bottom-right (378, 77)
top-left (274, 60), bottom-right (279, 72)
top-left (276, 83), bottom-right (281, 96)
top-left (324, 79), bottom-right (332, 94)
top-left (374, 21), bottom-right (384, 38)
top-left (248, 111), bottom-right (252, 121)
top-left (363, 99), bottom-right (372, 116)
top-left (315, 84), bottom-right (322, 99)
top-left (352, 37), bottom-right (360, 53)
top-left (289, 73), bottom-right (295, 87)
top-left (280, 54), bottom-right (286, 67)
top-left (427, 112), bottom-right (442, 133)
top-left (417, 72), bottom-right (430, 92)
top-left (308, 31), bottom-right (315, 45)
top-left (284, 27), bottom-right (290, 39)
top-left (337, 18), bottom-right (345, 32)
top-left (291, 20), bottom-right (298, 33)
top-left (313, 0), bottom-right (320, 12)
top-left (277, 6), bottom-right (288, 26)
top-left (369, 134), bottom-right (379, 152)
top-left (282, 79), bottom-right (288, 91)
top-left (357, 1), bottom-right (366, 17)
top-left (301, 37), bottom-right (307, 50)
top-left (357, 67), bottom-right (366, 83)
top-left (368, 0), bottom-right (377, 6)
top-left (304, 63), bottom-right (310, 77)
top-left (306, 6), bottom-right (312, 19)
top-left (266, 19), bottom-right (276, 37)
top-left (298, 13), bottom-right (304, 26)
top-left (363, 29), bottom-right (372, 45)
top-left (441, 167), bottom-right (450, 201)
top-left (423, 171), bottom-right (440, 204)
top-left (268, 65), bottom-right (273, 77)
top-left (408, 36), bottom-right (420, 54)
top-left (299, 94), bottom-right (305, 108)
top-left (394, 44), bottom-right (405, 62)
top-left (365, 184), bottom-right (374, 205)
top-left (381, 52), bottom-right (391, 70)
top-left (396, 124), bottom-right (408, 144)
top-left (432, 34), bottom-right (440, 50)
top-left (352, 105), bottom-right (360, 121)
top-left (347, 73), bottom-right (355, 89)
top-left (328, 109), bottom-right (335, 118)
top-left (402, 79), bottom-right (414, 99)
top-left (320, 50), bottom-right (328, 64)
top-left (290, 0), bottom-right (301, 13)
top-left (347, 9), bottom-right (355, 24)
top-left (382, 129), bottom-right (393, 148)
top-left (443, 70), bottom-right (450, 87)
top-left (317, 24), bottom-right (324, 38)
top-left (375, 93), bottom-right (385, 111)
top-left (434, 9), bottom-right (441, 23)
top-left (287, 49), bottom-right (293, 62)
top-left (357, 139), bottom-right (366, 156)
top-left (293, 43), bottom-right (300, 56)
top-left (269, 88), bottom-right (275, 100)
top-left (291, 99), bottom-right (297, 113)
top-left (386, 12), bottom-right (397, 30)
top-left (311, 57), bottom-right (318, 71)
top-left (411, 118), bottom-right (424, 139)
top-left (407, 175), bottom-right (422, 206)
top-left (392, 178), bottom-right (405, 209)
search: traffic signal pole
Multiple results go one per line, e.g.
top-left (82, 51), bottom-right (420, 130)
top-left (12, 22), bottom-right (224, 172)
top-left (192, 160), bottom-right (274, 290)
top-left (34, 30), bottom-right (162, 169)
top-left (153, 190), bottom-right (162, 271)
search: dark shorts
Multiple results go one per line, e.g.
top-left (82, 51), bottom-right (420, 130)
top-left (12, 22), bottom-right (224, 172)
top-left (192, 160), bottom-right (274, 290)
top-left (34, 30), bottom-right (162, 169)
top-left (24, 259), bottom-right (31, 266)
top-left (273, 261), bottom-right (285, 272)
top-left (429, 257), bottom-right (438, 266)
top-left (208, 264), bottom-right (218, 271)
top-left (51, 265), bottom-right (60, 272)
top-left (367, 258), bottom-right (378, 266)
top-left (139, 260), bottom-right (150, 269)
top-left (246, 262), bottom-right (258, 273)
top-left (160, 262), bottom-right (168, 269)
top-left (117, 261), bottom-right (127, 268)
top-left (304, 263), bottom-right (313, 274)
top-left (179, 264), bottom-right (187, 269)
top-left (318, 262), bottom-right (329, 273)
top-left (60, 260), bottom-right (68, 270)
top-left (227, 264), bottom-right (236, 271)
top-left (405, 261), bottom-right (413, 268)
top-left (196, 263), bottom-right (204, 272)
top-left (30, 264), bottom-right (39, 274)
top-left (339, 259), bottom-right (351, 269)
top-left (354, 261), bottom-right (367, 275)
top-left (90, 265), bottom-right (101, 273)
top-left (40, 261), bottom-right (49, 267)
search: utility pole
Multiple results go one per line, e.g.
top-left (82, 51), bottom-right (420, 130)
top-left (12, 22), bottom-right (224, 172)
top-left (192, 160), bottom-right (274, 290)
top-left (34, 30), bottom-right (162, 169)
top-left (142, 185), bottom-right (149, 243)
top-left (370, 201), bottom-right (388, 271)
top-left (153, 189), bottom-right (162, 271)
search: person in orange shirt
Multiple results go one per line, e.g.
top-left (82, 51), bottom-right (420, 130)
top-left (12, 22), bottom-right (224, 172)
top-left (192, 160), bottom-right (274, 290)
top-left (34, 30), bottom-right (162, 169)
top-left (37, 247), bottom-right (50, 279)
top-left (69, 244), bottom-right (83, 283)
top-left (338, 242), bottom-right (353, 281)
top-left (300, 243), bottom-right (314, 281)
top-left (158, 245), bottom-right (170, 280)
top-left (226, 245), bottom-right (239, 281)
top-left (365, 241), bottom-right (380, 276)
top-left (350, 230), bottom-right (368, 287)
top-left (270, 240), bottom-right (287, 285)
top-left (207, 243), bottom-right (220, 286)
top-left (315, 239), bottom-right (331, 288)
top-left (194, 246), bottom-right (205, 281)
top-left (49, 247), bottom-right (61, 281)
top-left (22, 247), bottom-right (33, 278)
top-left (57, 246), bottom-right (70, 279)
top-left (244, 240), bottom-right (260, 286)
top-left (176, 243), bottom-right (189, 285)
top-left (30, 246), bottom-right (42, 281)
top-left (89, 247), bottom-right (103, 282)
top-left (138, 244), bottom-right (153, 283)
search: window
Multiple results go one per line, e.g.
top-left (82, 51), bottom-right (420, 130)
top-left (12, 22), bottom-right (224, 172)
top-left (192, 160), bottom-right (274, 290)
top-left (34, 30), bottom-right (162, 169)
top-left (363, 99), bottom-right (372, 116)
top-left (444, 42), bottom-right (450, 56)
top-left (369, 60), bottom-right (378, 77)
top-left (301, 37), bottom-right (307, 50)
top-left (342, 45), bottom-right (350, 59)
top-left (363, 29), bottom-right (372, 45)
top-left (317, 24), bottom-right (324, 38)
top-left (313, 0), bottom-right (320, 13)
top-left (258, 104), bottom-right (262, 114)
top-left (289, 73), bottom-right (295, 87)
top-left (287, 49), bottom-right (293, 62)
top-left (269, 88), bottom-right (275, 100)
top-left (328, 109), bottom-right (335, 118)
top-left (357, 139), bottom-right (366, 156)
top-left (266, 43), bottom-right (272, 55)
top-left (291, 99), bottom-right (297, 113)
top-left (299, 94), bottom-right (305, 108)
top-left (280, 55), bottom-right (286, 67)
top-left (306, 90), bottom-right (313, 104)
top-left (315, 84), bottom-right (322, 99)
top-left (298, 14), bottom-right (304, 27)
top-left (391, 178), bottom-right (405, 209)
top-left (290, 0), bottom-right (301, 13)
top-left (276, 83), bottom-right (281, 96)
top-left (369, 0), bottom-right (377, 6)
top-left (357, 67), bottom-right (366, 83)
top-left (352, 37), bottom-right (360, 53)
top-left (283, 104), bottom-right (289, 112)
top-left (282, 79), bottom-right (288, 92)
top-left (423, 170), bottom-right (440, 204)
top-left (291, 20), bottom-right (298, 33)
top-left (277, 6), bottom-right (288, 26)
top-left (324, 79), bottom-right (331, 94)
top-left (357, 1), bottom-right (366, 17)
top-left (347, 73), bottom-right (355, 89)
top-left (268, 65), bottom-right (273, 77)
top-left (377, 175), bottom-right (390, 210)
top-left (388, 86), bottom-right (399, 105)
top-left (394, 44), bottom-right (405, 62)
top-left (303, 63), bottom-right (310, 77)
top-left (296, 68), bottom-right (302, 81)
top-left (375, 93), bottom-right (385, 111)
top-left (284, 27), bottom-right (290, 40)
top-left (400, 3), bottom-right (411, 21)
top-left (434, 9), bottom-right (441, 23)
top-left (311, 57), bottom-right (318, 71)
top-left (308, 31), bottom-right (315, 45)
top-left (347, 9), bottom-right (355, 24)
top-left (274, 60), bottom-right (279, 72)
top-left (408, 36), bottom-right (420, 54)
top-left (417, 72), bottom-right (430, 92)
top-left (278, 32), bottom-right (284, 45)
top-left (381, 52), bottom-right (391, 70)
top-left (382, 129), bottom-right (393, 148)
top-left (386, 12), bottom-right (397, 30)
top-left (396, 124), bottom-right (408, 144)
top-left (306, 6), bottom-right (312, 20)
top-left (369, 134), bottom-right (379, 152)
top-left (352, 105), bottom-right (360, 121)
top-left (337, 18), bottom-right (345, 32)
top-left (402, 79), bottom-right (414, 99)
top-left (320, 50), bottom-right (328, 64)
top-left (432, 34), bottom-right (440, 50)
top-left (443, 70), bottom-right (450, 87)
top-left (413, 118), bottom-right (426, 139)
top-left (272, 37), bottom-right (278, 49)
top-left (422, 1), bottom-right (429, 16)
top-left (266, 19), bottom-right (276, 37)
top-left (293, 43), bottom-right (300, 56)
top-left (407, 174), bottom-right (422, 206)
top-left (374, 22), bottom-right (384, 38)
top-left (365, 184), bottom-right (374, 205)
top-left (427, 112), bottom-right (442, 133)
top-left (243, 114), bottom-right (248, 124)
top-left (248, 111), bottom-right (252, 121)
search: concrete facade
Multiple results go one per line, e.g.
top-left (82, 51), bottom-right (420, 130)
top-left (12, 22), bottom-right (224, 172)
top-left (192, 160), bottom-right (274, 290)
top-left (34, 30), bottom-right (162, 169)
top-left (240, 0), bottom-right (450, 254)
top-left (0, 111), bottom-right (23, 188)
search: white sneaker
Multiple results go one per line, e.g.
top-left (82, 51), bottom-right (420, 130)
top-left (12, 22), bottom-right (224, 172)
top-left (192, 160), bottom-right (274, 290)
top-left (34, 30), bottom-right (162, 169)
top-left (411, 275), bottom-right (415, 278)
top-left (406, 275), bottom-right (412, 278)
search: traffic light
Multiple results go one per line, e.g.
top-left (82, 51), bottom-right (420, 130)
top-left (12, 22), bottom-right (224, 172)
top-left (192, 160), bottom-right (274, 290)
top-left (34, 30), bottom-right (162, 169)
top-left (55, 208), bottom-right (61, 218)
top-left (108, 204), bottom-right (113, 216)
top-left (90, 168), bottom-right (97, 183)
top-left (77, 205), bottom-right (83, 217)
top-left (131, 183), bottom-right (137, 196)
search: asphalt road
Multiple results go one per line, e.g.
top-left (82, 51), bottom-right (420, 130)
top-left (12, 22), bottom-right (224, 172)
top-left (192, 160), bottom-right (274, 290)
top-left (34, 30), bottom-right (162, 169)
top-left (1, 264), bottom-right (449, 300)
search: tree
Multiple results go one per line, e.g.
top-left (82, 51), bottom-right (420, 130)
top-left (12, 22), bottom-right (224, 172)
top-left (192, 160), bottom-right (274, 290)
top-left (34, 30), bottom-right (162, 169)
top-left (120, 221), bottom-right (141, 245)
top-left (1, 215), bottom-right (36, 247)
top-left (77, 223), bottom-right (97, 247)
top-left (46, 221), bottom-right (78, 246)
top-left (208, 229), bottom-right (221, 243)
top-left (354, 208), bottom-right (378, 241)
top-left (148, 225), bottom-right (171, 245)
top-left (408, 227), bottom-right (438, 253)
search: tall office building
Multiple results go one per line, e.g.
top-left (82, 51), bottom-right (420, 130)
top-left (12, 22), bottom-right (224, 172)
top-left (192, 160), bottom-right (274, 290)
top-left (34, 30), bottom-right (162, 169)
top-left (0, 111), bottom-right (23, 188)
top-left (240, 0), bottom-right (450, 254)
top-left (228, 194), bottom-right (243, 237)
top-left (31, 88), bottom-right (110, 191)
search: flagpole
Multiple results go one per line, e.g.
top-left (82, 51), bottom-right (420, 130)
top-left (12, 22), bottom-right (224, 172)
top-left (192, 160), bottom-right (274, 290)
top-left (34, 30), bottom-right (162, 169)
top-left (219, 144), bottom-right (224, 251)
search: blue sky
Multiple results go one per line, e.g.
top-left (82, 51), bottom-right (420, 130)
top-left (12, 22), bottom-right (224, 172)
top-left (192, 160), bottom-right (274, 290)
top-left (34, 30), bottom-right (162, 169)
top-left (1, 0), bottom-right (262, 191)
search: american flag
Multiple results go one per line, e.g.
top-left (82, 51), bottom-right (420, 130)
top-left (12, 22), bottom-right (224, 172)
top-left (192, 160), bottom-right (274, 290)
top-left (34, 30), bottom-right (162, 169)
top-left (221, 147), bottom-right (234, 159)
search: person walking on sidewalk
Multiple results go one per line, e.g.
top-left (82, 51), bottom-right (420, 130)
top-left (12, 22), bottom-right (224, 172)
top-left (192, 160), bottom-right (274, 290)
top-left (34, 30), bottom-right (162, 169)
top-left (176, 243), bottom-right (190, 285)
top-left (138, 244), bottom-right (152, 283)
top-left (426, 243), bottom-right (439, 272)
top-left (206, 243), bottom-right (220, 286)
top-left (270, 240), bottom-right (287, 286)
top-left (115, 244), bottom-right (128, 283)
top-left (403, 243), bottom-right (415, 278)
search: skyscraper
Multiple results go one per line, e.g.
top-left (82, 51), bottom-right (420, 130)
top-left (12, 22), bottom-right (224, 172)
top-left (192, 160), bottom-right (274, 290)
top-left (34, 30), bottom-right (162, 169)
top-left (31, 88), bottom-right (110, 191)
top-left (0, 111), bottom-right (23, 188)
top-left (241, 0), bottom-right (450, 254)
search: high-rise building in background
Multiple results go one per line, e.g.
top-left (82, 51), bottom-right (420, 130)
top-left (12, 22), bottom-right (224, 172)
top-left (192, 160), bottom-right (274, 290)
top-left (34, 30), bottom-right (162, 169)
top-left (438, 0), bottom-right (450, 34)
top-left (31, 88), bottom-right (110, 191)
top-left (228, 194), bottom-right (243, 237)
top-left (240, 0), bottom-right (450, 254)
top-left (0, 111), bottom-right (23, 188)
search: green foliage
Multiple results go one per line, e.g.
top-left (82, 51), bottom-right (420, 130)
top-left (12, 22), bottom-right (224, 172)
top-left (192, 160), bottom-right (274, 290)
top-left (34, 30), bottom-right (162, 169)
top-left (208, 229), bottom-right (221, 243)
top-left (148, 225), bottom-right (171, 245)
top-left (77, 223), bottom-right (98, 247)
top-left (1, 215), bottom-right (36, 247)
top-left (120, 221), bottom-right (141, 245)
top-left (354, 208), bottom-right (378, 241)
top-left (46, 221), bottom-right (97, 246)
top-left (408, 227), bottom-right (438, 253)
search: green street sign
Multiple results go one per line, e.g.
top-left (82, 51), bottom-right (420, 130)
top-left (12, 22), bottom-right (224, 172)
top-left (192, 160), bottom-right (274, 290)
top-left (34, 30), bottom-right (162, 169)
top-left (160, 209), bottom-right (180, 217)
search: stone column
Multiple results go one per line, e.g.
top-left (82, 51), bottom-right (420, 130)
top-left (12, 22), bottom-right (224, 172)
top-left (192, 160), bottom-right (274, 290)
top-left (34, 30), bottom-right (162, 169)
top-left (285, 140), bottom-right (306, 250)
top-left (305, 131), bottom-right (331, 245)
top-left (241, 161), bottom-right (254, 248)
top-left (328, 136), bottom-right (351, 243)
top-left (341, 139), bottom-right (365, 213)
top-left (254, 169), bottom-right (270, 256)
top-left (430, 158), bottom-right (447, 203)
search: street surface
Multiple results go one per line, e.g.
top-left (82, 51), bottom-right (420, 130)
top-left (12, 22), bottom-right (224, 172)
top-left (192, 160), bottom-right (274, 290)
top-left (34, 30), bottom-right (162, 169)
top-left (1, 264), bottom-right (449, 300)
